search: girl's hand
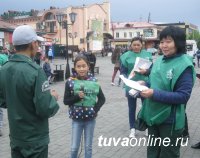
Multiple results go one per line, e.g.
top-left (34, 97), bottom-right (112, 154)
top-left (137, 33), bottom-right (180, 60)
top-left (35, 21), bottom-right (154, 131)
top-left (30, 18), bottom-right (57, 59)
top-left (78, 91), bottom-right (85, 99)
top-left (140, 89), bottom-right (154, 98)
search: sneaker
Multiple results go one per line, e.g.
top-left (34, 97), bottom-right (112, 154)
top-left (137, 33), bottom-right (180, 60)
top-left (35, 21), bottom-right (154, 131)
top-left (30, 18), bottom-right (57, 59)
top-left (0, 129), bottom-right (3, 136)
top-left (145, 129), bottom-right (148, 137)
top-left (111, 82), bottom-right (115, 86)
top-left (129, 128), bottom-right (136, 138)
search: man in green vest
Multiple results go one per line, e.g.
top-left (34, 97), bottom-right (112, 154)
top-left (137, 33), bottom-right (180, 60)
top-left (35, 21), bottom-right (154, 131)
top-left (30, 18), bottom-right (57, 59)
top-left (0, 51), bottom-right (8, 136)
top-left (139, 26), bottom-right (196, 158)
top-left (0, 25), bottom-right (59, 158)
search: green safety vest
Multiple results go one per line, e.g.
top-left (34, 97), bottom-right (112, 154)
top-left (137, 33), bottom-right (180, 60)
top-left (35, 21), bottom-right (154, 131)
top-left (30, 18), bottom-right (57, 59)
top-left (139, 54), bottom-right (196, 130)
top-left (0, 54), bottom-right (8, 66)
top-left (73, 79), bottom-right (100, 107)
top-left (120, 50), bottom-right (152, 91)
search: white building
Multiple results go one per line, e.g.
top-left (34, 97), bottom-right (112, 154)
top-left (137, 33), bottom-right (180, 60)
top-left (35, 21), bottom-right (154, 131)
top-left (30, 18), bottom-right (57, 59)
top-left (110, 21), bottom-right (161, 49)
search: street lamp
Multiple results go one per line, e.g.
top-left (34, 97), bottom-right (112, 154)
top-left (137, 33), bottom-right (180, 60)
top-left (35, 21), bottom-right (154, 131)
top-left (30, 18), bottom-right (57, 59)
top-left (68, 32), bottom-right (77, 60)
top-left (56, 12), bottom-right (77, 79)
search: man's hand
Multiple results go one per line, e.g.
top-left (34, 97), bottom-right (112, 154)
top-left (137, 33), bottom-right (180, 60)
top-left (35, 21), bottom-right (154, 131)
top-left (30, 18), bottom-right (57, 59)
top-left (51, 89), bottom-right (59, 101)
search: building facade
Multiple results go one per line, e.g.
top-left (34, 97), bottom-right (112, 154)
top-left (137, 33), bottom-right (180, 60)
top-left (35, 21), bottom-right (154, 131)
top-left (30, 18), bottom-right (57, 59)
top-left (155, 22), bottom-right (199, 38)
top-left (2, 2), bottom-right (111, 54)
top-left (0, 19), bottom-right (16, 50)
top-left (110, 22), bottom-right (162, 49)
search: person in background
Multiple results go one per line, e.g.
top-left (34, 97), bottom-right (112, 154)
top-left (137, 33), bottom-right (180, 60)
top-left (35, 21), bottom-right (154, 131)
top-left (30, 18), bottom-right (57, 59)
top-left (79, 48), bottom-right (86, 56)
top-left (0, 25), bottom-right (59, 158)
top-left (86, 50), bottom-right (96, 76)
top-left (111, 46), bottom-right (122, 86)
top-left (139, 26), bottom-right (195, 158)
top-left (0, 51), bottom-right (8, 136)
top-left (34, 51), bottom-right (42, 65)
top-left (101, 48), bottom-right (105, 57)
top-left (196, 49), bottom-right (200, 67)
top-left (48, 47), bottom-right (53, 62)
top-left (120, 37), bottom-right (152, 138)
top-left (43, 57), bottom-right (54, 84)
top-left (2, 47), bottom-right (10, 55)
top-left (63, 55), bottom-right (105, 158)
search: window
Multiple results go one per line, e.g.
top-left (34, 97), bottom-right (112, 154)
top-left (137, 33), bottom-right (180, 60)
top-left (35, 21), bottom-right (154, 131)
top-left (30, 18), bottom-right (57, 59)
top-left (116, 32), bottom-right (119, 38)
top-left (129, 32), bottom-right (132, 38)
top-left (45, 13), bottom-right (54, 20)
top-left (36, 23), bottom-right (41, 30)
top-left (124, 32), bottom-right (127, 38)
top-left (46, 21), bottom-right (56, 33)
top-left (104, 22), bottom-right (107, 31)
top-left (88, 20), bottom-right (90, 29)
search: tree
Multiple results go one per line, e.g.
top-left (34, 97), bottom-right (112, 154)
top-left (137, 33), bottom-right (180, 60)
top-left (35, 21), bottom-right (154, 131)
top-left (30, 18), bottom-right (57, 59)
top-left (187, 30), bottom-right (200, 49)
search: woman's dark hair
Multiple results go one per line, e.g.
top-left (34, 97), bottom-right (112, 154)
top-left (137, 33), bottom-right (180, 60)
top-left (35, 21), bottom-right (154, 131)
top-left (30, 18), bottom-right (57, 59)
top-left (159, 26), bottom-right (186, 53)
top-left (74, 54), bottom-right (89, 67)
top-left (130, 37), bottom-right (143, 45)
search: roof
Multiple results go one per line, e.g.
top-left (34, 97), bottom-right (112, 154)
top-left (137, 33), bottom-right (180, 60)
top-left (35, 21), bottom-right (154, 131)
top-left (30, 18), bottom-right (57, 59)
top-left (0, 20), bottom-right (16, 31)
top-left (112, 21), bottom-right (157, 29)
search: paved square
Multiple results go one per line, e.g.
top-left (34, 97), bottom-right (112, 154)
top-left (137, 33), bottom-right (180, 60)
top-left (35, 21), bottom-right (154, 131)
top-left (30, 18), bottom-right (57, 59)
top-left (1, 56), bottom-right (200, 158)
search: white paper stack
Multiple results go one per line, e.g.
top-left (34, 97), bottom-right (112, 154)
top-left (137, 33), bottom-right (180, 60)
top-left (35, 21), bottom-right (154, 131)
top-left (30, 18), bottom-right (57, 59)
top-left (120, 75), bottom-right (148, 91)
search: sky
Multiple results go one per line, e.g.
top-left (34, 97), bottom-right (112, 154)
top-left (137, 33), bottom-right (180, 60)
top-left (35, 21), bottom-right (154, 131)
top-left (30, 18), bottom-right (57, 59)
top-left (0, 0), bottom-right (199, 29)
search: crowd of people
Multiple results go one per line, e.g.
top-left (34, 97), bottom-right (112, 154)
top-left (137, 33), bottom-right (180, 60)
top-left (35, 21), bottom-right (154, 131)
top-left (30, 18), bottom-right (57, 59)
top-left (0, 24), bottom-right (200, 158)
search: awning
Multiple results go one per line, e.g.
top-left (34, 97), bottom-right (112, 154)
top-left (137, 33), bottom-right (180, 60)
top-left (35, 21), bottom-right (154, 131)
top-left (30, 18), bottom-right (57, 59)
top-left (103, 33), bottom-right (113, 39)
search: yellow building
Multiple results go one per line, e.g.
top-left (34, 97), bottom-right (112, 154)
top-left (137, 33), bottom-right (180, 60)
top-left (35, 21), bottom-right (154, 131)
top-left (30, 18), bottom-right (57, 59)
top-left (2, 2), bottom-right (111, 53)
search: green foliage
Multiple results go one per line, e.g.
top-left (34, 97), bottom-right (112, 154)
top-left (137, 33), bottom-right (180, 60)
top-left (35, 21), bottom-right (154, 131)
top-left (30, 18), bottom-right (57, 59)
top-left (187, 30), bottom-right (200, 49)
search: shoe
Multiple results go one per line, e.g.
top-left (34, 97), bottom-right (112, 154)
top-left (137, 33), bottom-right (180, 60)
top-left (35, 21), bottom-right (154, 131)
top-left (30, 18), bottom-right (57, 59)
top-left (111, 82), bottom-right (115, 86)
top-left (129, 128), bottom-right (135, 138)
top-left (191, 142), bottom-right (200, 149)
top-left (0, 129), bottom-right (3, 136)
top-left (145, 129), bottom-right (148, 137)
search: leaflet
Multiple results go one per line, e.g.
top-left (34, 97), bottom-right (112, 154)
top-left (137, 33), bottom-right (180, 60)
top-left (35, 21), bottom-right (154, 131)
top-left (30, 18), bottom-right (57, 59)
top-left (120, 75), bottom-right (148, 91)
top-left (133, 57), bottom-right (152, 72)
top-left (128, 57), bottom-right (152, 79)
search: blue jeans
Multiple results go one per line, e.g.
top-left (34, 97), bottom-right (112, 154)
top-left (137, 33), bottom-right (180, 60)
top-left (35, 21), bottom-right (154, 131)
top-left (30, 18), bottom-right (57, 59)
top-left (126, 91), bottom-right (144, 129)
top-left (0, 108), bottom-right (3, 128)
top-left (127, 95), bottom-right (137, 129)
top-left (71, 119), bottom-right (96, 158)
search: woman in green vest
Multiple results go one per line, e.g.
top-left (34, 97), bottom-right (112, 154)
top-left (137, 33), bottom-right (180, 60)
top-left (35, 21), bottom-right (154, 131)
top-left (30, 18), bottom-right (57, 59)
top-left (140, 26), bottom-right (196, 158)
top-left (63, 55), bottom-right (105, 158)
top-left (0, 52), bottom-right (8, 136)
top-left (120, 37), bottom-right (152, 138)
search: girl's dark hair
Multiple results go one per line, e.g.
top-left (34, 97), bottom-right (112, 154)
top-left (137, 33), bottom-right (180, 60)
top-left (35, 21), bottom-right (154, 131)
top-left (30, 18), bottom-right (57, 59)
top-left (130, 37), bottom-right (143, 45)
top-left (159, 26), bottom-right (186, 53)
top-left (74, 54), bottom-right (89, 67)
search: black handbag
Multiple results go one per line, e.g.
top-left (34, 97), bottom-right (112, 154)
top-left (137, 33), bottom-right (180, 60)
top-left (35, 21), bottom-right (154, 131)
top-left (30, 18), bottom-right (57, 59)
top-left (135, 118), bottom-right (148, 131)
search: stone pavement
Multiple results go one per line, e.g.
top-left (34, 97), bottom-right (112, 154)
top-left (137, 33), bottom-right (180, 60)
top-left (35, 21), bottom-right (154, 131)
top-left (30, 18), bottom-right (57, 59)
top-left (1, 55), bottom-right (200, 158)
